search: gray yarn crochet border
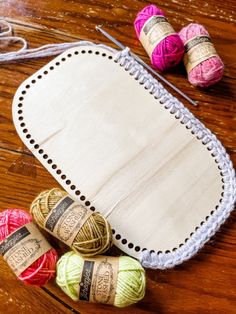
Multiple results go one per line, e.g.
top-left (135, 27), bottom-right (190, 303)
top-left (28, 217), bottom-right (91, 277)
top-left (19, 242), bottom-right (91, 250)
top-left (112, 46), bottom-right (236, 269)
top-left (14, 42), bottom-right (236, 270)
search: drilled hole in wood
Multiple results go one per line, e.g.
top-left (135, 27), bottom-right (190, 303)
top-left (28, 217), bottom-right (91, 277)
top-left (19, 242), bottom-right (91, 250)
top-left (115, 234), bottom-right (121, 240)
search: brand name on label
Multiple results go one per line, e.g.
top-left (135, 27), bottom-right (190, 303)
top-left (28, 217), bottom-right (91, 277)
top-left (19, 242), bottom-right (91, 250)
top-left (185, 35), bottom-right (211, 53)
top-left (45, 196), bottom-right (74, 232)
top-left (79, 260), bottom-right (94, 301)
top-left (143, 15), bottom-right (167, 35)
top-left (0, 226), bottom-right (30, 256)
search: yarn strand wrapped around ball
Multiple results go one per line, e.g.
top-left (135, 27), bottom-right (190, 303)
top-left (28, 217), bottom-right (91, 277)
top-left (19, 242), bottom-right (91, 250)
top-left (30, 188), bottom-right (113, 257)
top-left (134, 4), bottom-right (184, 71)
top-left (0, 209), bottom-right (58, 286)
top-left (56, 251), bottom-right (146, 308)
top-left (179, 23), bottom-right (224, 87)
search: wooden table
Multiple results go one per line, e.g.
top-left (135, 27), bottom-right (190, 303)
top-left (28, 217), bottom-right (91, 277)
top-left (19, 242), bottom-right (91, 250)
top-left (0, 1), bottom-right (235, 313)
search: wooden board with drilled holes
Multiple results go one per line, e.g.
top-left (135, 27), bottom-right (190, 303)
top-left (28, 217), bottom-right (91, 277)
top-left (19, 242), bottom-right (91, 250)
top-left (12, 45), bottom-right (223, 260)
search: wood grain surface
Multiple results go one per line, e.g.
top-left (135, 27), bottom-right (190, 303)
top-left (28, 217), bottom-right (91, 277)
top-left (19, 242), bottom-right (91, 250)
top-left (0, 0), bottom-right (235, 313)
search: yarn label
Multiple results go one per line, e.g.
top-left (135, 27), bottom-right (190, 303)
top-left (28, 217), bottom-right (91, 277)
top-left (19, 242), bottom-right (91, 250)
top-left (44, 195), bottom-right (92, 246)
top-left (184, 35), bottom-right (218, 73)
top-left (0, 222), bottom-right (52, 276)
top-left (139, 15), bottom-right (176, 57)
top-left (78, 256), bottom-right (119, 305)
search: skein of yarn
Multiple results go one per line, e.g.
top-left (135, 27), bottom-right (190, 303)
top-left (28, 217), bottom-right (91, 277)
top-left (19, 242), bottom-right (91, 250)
top-left (179, 23), bottom-right (224, 87)
top-left (134, 4), bottom-right (184, 71)
top-left (56, 251), bottom-right (146, 307)
top-left (0, 209), bottom-right (58, 286)
top-left (30, 188), bottom-right (113, 257)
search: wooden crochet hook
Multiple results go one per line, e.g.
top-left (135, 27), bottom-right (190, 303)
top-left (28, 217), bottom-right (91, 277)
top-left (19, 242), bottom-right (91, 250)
top-left (96, 25), bottom-right (197, 107)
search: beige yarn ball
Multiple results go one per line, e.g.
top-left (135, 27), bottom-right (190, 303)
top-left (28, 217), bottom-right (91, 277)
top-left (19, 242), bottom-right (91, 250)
top-left (30, 188), bottom-right (113, 256)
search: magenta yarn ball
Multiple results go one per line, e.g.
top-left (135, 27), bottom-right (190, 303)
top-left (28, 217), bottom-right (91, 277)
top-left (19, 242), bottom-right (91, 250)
top-left (179, 23), bottom-right (224, 88)
top-left (134, 5), bottom-right (184, 71)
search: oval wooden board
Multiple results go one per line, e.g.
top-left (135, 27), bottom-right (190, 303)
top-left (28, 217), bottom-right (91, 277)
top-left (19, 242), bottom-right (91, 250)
top-left (12, 45), bottom-right (223, 261)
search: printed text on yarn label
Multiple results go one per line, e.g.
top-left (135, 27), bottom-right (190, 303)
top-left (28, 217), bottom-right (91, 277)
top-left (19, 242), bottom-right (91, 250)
top-left (184, 35), bottom-right (218, 73)
top-left (44, 196), bottom-right (92, 246)
top-left (78, 256), bottom-right (119, 304)
top-left (0, 222), bottom-right (52, 276)
top-left (140, 15), bottom-right (176, 57)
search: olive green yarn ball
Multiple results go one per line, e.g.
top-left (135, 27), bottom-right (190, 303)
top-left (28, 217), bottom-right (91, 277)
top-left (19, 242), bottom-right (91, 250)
top-left (30, 188), bottom-right (113, 257)
top-left (56, 251), bottom-right (146, 308)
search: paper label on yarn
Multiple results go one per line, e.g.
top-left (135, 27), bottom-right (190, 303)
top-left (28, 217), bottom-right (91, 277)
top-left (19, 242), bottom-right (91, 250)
top-left (183, 35), bottom-right (218, 73)
top-left (44, 195), bottom-right (92, 246)
top-left (139, 15), bottom-right (176, 57)
top-left (78, 256), bottom-right (119, 304)
top-left (0, 222), bottom-right (52, 276)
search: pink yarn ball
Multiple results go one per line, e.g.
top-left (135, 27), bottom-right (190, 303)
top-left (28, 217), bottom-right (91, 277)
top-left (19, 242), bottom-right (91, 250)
top-left (179, 23), bottom-right (224, 88)
top-left (134, 5), bottom-right (184, 71)
top-left (0, 209), bottom-right (58, 286)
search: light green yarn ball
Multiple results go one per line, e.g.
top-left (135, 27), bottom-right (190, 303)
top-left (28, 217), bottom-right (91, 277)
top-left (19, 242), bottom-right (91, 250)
top-left (56, 251), bottom-right (146, 308)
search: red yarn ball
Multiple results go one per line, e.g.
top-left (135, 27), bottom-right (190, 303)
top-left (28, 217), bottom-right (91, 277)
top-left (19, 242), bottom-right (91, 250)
top-left (179, 23), bottom-right (224, 88)
top-left (134, 5), bottom-right (184, 71)
top-left (0, 209), bottom-right (58, 286)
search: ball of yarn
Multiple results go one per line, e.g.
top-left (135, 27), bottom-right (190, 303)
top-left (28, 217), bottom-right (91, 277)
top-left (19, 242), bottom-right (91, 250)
top-left (30, 188), bottom-right (113, 257)
top-left (56, 251), bottom-right (146, 307)
top-left (0, 209), bottom-right (58, 286)
top-left (134, 4), bottom-right (184, 71)
top-left (179, 23), bottom-right (224, 87)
